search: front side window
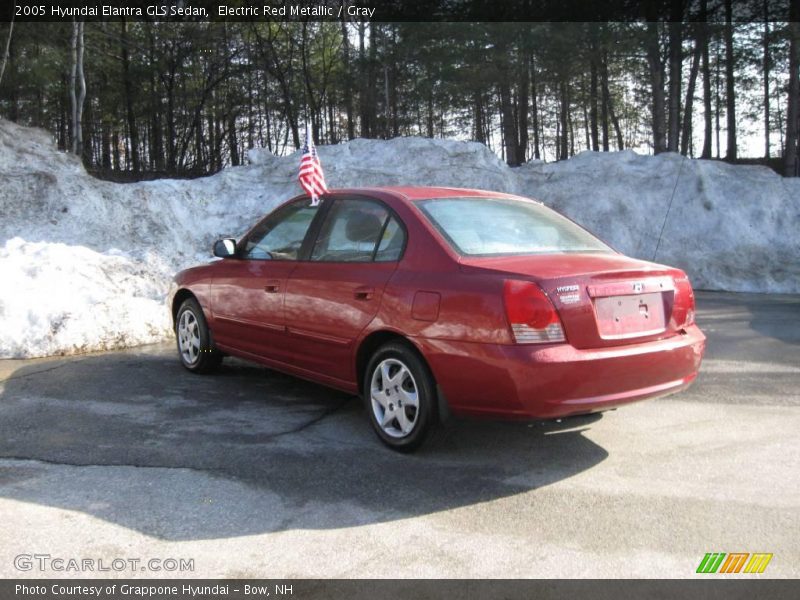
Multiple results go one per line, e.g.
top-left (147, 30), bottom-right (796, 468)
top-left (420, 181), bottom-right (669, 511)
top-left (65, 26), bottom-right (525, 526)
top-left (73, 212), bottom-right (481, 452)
top-left (242, 200), bottom-right (319, 260)
top-left (311, 198), bottom-right (404, 262)
top-left (417, 197), bottom-right (613, 256)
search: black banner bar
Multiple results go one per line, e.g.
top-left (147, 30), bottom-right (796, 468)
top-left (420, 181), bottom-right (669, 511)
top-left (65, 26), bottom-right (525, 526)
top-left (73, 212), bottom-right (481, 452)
top-left (1, 0), bottom-right (796, 23)
top-left (3, 580), bottom-right (800, 600)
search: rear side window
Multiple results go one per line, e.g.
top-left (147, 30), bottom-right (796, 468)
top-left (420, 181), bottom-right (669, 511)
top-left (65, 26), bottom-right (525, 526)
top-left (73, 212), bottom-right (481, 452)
top-left (417, 197), bottom-right (612, 256)
top-left (375, 217), bottom-right (405, 262)
top-left (311, 198), bottom-right (406, 262)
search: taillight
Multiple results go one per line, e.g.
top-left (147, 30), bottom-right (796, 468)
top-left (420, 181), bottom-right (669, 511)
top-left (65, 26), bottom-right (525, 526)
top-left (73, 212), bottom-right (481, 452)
top-left (503, 280), bottom-right (566, 344)
top-left (673, 275), bottom-right (696, 327)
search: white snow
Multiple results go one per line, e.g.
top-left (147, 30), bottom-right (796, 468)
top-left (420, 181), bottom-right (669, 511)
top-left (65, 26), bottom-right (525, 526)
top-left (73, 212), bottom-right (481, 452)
top-left (516, 150), bottom-right (800, 296)
top-left (1, 118), bottom-right (798, 358)
top-left (0, 238), bottom-right (170, 357)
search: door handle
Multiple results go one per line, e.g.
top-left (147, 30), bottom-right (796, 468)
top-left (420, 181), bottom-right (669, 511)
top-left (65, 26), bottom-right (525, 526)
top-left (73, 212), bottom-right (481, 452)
top-left (264, 279), bottom-right (281, 293)
top-left (353, 287), bottom-right (374, 300)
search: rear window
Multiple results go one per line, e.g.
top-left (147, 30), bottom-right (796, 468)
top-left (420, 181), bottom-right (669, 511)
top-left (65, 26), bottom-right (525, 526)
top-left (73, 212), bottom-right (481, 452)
top-left (417, 197), bottom-right (613, 256)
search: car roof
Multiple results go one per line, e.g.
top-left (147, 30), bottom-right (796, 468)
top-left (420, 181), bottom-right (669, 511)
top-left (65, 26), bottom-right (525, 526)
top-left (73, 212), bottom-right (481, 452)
top-left (328, 186), bottom-right (532, 202)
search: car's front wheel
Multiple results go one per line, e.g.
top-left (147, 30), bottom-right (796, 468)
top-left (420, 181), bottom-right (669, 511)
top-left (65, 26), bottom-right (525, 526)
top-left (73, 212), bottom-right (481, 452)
top-left (176, 298), bottom-right (222, 373)
top-left (364, 342), bottom-right (438, 452)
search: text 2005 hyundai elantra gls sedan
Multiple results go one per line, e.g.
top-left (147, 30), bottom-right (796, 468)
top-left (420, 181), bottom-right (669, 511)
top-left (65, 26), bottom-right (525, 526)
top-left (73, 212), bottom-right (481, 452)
top-left (168, 187), bottom-right (706, 451)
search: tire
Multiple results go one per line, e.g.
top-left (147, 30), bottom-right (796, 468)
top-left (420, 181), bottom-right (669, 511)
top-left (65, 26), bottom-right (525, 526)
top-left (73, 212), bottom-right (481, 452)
top-left (175, 298), bottom-right (223, 374)
top-left (363, 342), bottom-right (438, 452)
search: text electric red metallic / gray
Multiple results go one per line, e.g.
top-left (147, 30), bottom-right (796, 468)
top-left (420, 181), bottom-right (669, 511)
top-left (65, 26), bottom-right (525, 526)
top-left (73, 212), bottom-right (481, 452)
top-left (169, 187), bottom-right (705, 451)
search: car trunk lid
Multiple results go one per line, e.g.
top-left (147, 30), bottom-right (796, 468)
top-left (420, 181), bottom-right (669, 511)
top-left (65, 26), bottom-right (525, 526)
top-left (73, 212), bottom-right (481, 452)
top-left (459, 253), bottom-right (682, 349)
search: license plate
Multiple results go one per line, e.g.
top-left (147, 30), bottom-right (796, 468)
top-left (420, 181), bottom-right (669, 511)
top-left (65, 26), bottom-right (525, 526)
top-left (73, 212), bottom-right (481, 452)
top-left (594, 292), bottom-right (666, 338)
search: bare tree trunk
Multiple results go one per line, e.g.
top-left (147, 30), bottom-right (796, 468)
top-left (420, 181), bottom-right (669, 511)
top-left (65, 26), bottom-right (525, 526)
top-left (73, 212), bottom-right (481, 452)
top-left (58, 74), bottom-right (67, 150)
top-left (681, 34), bottom-right (702, 156)
top-left (0, 16), bottom-right (14, 89)
top-left (763, 0), bottom-right (771, 158)
top-left (499, 80), bottom-right (518, 165)
top-left (715, 41), bottom-right (722, 158)
top-left (149, 28), bottom-right (164, 171)
top-left (597, 49), bottom-right (623, 151)
top-left (121, 20), bottom-right (139, 173)
top-left (473, 92), bottom-right (485, 144)
top-left (101, 118), bottom-right (111, 170)
top-left (300, 23), bottom-right (318, 142)
top-left (70, 22), bottom-right (78, 154)
top-left (166, 77), bottom-right (176, 171)
top-left (590, 47), bottom-right (600, 151)
top-left (555, 116), bottom-right (561, 161)
top-left (785, 7), bottom-right (800, 176)
top-left (213, 103), bottom-right (223, 170)
top-left (228, 113), bottom-right (240, 166)
top-left (600, 51), bottom-right (612, 151)
top-left (700, 11), bottom-right (713, 158)
top-left (357, 22), bottom-right (369, 137)
top-left (517, 48), bottom-right (529, 163)
top-left (329, 95), bottom-right (340, 143)
top-left (426, 91), bottom-right (433, 138)
top-left (341, 17), bottom-right (355, 140)
top-left (530, 52), bottom-right (540, 159)
top-left (568, 94), bottom-right (576, 157)
top-left (76, 21), bottom-right (86, 159)
top-left (112, 131), bottom-right (120, 170)
top-left (81, 93), bottom-right (93, 166)
top-left (388, 27), bottom-right (399, 138)
top-left (582, 100), bottom-right (590, 149)
top-left (607, 87), bottom-right (625, 151)
top-left (646, 21), bottom-right (667, 154)
top-left (246, 55), bottom-right (255, 151)
top-left (196, 109), bottom-right (206, 171)
top-left (724, 0), bottom-right (737, 160)
top-left (667, 4), bottom-right (683, 152)
top-left (559, 79), bottom-right (569, 160)
top-left (383, 64), bottom-right (390, 139)
top-left (366, 23), bottom-right (378, 138)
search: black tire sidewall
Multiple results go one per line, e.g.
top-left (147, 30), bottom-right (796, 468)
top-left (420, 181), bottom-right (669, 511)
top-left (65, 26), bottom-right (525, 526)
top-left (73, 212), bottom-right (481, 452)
top-left (363, 342), bottom-right (437, 452)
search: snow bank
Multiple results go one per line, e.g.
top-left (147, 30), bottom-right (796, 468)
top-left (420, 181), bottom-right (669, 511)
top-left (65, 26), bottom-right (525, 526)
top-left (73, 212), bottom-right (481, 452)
top-left (1, 118), bottom-right (798, 358)
top-left (517, 150), bottom-right (800, 296)
top-left (0, 238), bottom-right (170, 356)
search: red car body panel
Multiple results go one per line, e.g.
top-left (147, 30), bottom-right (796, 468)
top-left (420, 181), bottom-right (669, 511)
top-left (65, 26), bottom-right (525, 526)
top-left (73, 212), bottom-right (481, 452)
top-left (170, 186), bottom-right (706, 419)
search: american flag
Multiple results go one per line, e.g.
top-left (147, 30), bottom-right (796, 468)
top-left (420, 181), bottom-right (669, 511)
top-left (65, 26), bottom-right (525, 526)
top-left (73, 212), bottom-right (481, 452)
top-left (298, 125), bottom-right (328, 206)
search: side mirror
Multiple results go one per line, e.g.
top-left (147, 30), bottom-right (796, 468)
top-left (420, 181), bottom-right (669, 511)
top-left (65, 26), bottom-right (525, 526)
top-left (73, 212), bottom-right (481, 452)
top-left (213, 238), bottom-right (237, 258)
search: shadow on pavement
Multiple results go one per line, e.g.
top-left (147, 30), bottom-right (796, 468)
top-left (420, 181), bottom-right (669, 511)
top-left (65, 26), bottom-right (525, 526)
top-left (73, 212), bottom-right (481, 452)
top-left (0, 344), bottom-right (607, 540)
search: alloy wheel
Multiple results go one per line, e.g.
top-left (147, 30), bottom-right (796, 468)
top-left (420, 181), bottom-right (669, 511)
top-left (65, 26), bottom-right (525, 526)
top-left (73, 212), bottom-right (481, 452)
top-left (178, 309), bottom-right (201, 365)
top-left (370, 358), bottom-right (420, 438)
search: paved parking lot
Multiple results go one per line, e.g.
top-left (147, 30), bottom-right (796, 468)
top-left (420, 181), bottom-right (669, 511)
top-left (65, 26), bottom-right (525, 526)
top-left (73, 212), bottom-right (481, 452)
top-left (0, 291), bottom-right (798, 578)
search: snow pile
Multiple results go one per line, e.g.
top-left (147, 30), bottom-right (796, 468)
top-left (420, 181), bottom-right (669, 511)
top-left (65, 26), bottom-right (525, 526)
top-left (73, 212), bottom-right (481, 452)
top-left (0, 238), bottom-right (170, 356)
top-left (517, 150), bottom-right (800, 295)
top-left (1, 118), bottom-right (798, 358)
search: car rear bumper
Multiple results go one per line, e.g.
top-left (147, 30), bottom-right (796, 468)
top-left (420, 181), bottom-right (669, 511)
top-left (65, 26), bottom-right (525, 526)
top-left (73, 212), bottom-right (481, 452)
top-left (416, 325), bottom-right (706, 419)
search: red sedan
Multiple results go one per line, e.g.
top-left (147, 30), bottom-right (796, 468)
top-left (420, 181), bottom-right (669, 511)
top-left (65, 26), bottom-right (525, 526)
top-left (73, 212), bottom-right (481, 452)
top-left (169, 187), bottom-right (705, 451)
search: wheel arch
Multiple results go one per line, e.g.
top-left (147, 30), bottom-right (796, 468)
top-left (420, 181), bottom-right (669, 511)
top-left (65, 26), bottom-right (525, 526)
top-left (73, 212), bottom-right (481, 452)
top-left (355, 329), bottom-right (431, 396)
top-left (171, 288), bottom-right (199, 327)
top-left (357, 329), bottom-right (452, 443)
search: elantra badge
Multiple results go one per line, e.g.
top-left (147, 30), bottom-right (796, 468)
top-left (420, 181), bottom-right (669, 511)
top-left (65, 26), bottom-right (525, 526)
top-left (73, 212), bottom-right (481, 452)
top-left (556, 284), bottom-right (580, 304)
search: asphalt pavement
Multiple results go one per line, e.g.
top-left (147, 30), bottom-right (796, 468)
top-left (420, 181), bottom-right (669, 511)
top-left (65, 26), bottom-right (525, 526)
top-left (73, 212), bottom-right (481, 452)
top-left (0, 291), bottom-right (797, 578)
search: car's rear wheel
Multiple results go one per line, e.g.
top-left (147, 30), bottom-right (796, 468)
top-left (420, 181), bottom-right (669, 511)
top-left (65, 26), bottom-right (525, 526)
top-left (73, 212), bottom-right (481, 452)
top-left (364, 342), bottom-right (438, 452)
top-left (176, 298), bottom-right (222, 373)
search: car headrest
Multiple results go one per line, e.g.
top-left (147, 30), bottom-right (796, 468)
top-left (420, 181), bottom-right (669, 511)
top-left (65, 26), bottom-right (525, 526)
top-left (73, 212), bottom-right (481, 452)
top-left (345, 211), bottom-right (383, 244)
